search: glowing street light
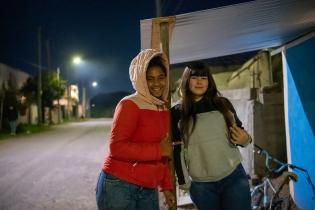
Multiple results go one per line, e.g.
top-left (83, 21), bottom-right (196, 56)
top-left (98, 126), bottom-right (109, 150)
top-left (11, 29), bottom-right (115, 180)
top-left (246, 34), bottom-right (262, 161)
top-left (92, 81), bottom-right (98, 87)
top-left (73, 56), bottom-right (82, 65)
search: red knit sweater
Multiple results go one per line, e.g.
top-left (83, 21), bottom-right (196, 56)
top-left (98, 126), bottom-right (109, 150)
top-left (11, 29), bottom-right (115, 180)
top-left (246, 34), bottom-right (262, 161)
top-left (103, 97), bottom-right (173, 191)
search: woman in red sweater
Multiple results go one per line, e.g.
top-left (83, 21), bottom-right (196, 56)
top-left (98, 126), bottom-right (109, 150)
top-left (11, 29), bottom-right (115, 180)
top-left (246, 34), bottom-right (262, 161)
top-left (96, 49), bottom-right (175, 210)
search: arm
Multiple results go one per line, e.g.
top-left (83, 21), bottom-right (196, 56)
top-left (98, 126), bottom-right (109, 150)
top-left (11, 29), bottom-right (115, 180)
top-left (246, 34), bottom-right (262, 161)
top-left (160, 162), bottom-right (175, 208)
top-left (230, 125), bottom-right (252, 146)
top-left (171, 105), bottom-right (190, 187)
top-left (109, 99), bottom-right (162, 162)
top-left (224, 97), bottom-right (243, 128)
top-left (224, 98), bottom-right (252, 146)
top-left (163, 190), bottom-right (176, 209)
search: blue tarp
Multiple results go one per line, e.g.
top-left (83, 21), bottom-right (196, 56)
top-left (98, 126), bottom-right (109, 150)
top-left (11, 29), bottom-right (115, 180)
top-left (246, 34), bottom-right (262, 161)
top-left (284, 36), bottom-right (315, 210)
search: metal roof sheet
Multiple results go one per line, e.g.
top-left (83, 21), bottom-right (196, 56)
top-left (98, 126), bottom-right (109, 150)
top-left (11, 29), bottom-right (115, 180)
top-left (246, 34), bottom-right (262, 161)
top-left (141, 0), bottom-right (315, 64)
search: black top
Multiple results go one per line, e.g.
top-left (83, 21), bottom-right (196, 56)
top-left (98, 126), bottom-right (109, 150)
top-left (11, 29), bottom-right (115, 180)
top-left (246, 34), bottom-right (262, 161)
top-left (7, 106), bottom-right (18, 121)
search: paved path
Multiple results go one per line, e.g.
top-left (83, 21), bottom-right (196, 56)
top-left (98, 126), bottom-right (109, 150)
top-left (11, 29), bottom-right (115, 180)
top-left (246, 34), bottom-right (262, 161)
top-left (0, 119), bottom-right (111, 210)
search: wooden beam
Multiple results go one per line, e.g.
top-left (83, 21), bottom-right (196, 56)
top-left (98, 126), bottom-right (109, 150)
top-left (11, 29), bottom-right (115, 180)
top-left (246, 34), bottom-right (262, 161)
top-left (151, 16), bottom-right (178, 210)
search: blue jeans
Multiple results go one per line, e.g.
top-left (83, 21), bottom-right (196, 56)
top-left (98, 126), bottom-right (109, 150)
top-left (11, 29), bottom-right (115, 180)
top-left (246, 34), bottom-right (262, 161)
top-left (96, 171), bottom-right (159, 210)
top-left (9, 120), bottom-right (17, 135)
top-left (189, 164), bottom-right (251, 210)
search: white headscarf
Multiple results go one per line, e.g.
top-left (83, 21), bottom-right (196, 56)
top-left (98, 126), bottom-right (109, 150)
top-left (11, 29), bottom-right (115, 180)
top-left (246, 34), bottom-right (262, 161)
top-left (129, 49), bottom-right (169, 106)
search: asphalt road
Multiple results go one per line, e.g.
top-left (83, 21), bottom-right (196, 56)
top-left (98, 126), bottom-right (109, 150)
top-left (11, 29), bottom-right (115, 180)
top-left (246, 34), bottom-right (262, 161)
top-left (0, 118), bottom-right (111, 210)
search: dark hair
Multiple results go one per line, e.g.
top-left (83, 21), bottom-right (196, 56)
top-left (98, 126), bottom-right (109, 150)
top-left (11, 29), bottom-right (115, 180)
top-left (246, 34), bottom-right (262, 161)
top-left (179, 62), bottom-right (234, 142)
top-left (147, 56), bottom-right (167, 75)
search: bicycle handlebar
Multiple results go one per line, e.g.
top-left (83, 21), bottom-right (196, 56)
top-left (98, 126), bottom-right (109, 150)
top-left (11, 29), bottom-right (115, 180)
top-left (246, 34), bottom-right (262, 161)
top-left (254, 144), bottom-right (315, 198)
top-left (254, 144), bottom-right (287, 173)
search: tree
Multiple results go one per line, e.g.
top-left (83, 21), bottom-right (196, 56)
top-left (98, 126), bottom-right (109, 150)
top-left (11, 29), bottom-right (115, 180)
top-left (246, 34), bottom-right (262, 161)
top-left (42, 72), bottom-right (66, 124)
top-left (20, 77), bottom-right (37, 124)
top-left (42, 72), bottom-right (66, 107)
top-left (20, 78), bottom-right (37, 105)
top-left (20, 71), bottom-right (66, 124)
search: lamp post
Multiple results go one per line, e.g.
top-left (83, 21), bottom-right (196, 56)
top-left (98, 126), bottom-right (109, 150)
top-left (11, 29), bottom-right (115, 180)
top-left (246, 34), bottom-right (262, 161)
top-left (37, 27), bottom-right (42, 125)
top-left (72, 56), bottom-right (87, 118)
top-left (55, 55), bottom-right (82, 121)
top-left (56, 67), bottom-right (61, 123)
top-left (55, 66), bottom-right (70, 121)
top-left (82, 86), bottom-right (87, 118)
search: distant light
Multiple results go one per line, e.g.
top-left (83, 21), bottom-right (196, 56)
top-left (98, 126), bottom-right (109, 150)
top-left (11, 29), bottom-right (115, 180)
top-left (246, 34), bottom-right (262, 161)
top-left (92, 81), bottom-right (98, 87)
top-left (73, 56), bottom-right (82, 65)
top-left (91, 104), bottom-right (95, 107)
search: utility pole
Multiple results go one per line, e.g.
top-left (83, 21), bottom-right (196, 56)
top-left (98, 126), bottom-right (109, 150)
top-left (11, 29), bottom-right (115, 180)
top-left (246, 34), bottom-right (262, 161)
top-left (46, 39), bottom-right (53, 124)
top-left (57, 67), bottom-right (61, 123)
top-left (37, 27), bottom-right (42, 125)
top-left (155, 0), bottom-right (161, 17)
top-left (0, 83), bottom-right (5, 130)
top-left (82, 86), bottom-right (86, 118)
top-left (46, 40), bottom-right (52, 71)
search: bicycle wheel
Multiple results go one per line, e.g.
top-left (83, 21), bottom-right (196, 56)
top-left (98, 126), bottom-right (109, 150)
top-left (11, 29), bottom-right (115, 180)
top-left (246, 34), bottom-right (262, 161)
top-left (270, 197), bottom-right (290, 210)
top-left (251, 190), bottom-right (264, 210)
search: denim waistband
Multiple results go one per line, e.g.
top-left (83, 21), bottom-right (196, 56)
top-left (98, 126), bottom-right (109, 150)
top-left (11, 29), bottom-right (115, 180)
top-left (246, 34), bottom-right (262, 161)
top-left (104, 171), bottom-right (118, 180)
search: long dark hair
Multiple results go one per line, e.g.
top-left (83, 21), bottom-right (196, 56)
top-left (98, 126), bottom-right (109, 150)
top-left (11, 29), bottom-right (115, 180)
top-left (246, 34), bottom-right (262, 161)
top-left (179, 62), bottom-right (234, 141)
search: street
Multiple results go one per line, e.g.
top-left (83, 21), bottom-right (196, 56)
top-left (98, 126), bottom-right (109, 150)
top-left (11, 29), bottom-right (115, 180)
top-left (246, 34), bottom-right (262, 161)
top-left (0, 118), bottom-right (111, 210)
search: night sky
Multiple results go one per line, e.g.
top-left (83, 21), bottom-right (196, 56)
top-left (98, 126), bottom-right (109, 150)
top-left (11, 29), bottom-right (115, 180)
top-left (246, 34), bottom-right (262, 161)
top-left (0, 0), bottom-right (250, 97)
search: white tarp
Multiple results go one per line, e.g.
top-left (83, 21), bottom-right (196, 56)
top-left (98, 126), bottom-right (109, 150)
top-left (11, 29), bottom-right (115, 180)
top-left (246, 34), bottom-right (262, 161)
top-left (141, 0), bottom-right (315, 64)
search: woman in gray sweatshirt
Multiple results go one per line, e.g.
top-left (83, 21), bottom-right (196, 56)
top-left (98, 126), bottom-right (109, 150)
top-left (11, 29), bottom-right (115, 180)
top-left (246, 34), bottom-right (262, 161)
top-left (171, 62), bottom-right (252, 210)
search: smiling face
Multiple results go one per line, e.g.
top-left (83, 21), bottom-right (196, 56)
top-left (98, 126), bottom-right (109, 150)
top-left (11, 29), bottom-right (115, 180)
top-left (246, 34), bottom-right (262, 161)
top-left (146, 66), bottom-right (166, 99)
top-left (189, 75), bottom-right (209, 101)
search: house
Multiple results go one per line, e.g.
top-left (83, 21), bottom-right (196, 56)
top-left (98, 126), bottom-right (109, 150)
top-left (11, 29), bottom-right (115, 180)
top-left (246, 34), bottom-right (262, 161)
top-left (0, 62), bottom-right (84, 126)
top-left (0, 63), bottom-right (33, 124)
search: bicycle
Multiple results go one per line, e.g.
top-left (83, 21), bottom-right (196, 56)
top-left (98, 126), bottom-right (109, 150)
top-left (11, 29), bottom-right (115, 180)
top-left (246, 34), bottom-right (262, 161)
top-left (250, 144), bottom-right (315, 210)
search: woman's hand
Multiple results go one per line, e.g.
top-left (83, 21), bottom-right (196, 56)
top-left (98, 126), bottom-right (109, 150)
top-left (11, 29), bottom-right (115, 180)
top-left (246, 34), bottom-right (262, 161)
top-left (229, 125), bottom-right (250, 146)
top-left (160, 133), bottom-right (172, 159)
top-left (163, 190), bottom-right (176, 209)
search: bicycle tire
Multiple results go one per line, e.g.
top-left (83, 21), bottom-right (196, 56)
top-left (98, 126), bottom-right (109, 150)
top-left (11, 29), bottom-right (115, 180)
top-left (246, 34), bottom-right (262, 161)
top-left (270, 197), bottom-right (289, 210)
top-left (251, 190), bottom-right (264, 209)
top-left (270, 171), bottom-right (297, 210)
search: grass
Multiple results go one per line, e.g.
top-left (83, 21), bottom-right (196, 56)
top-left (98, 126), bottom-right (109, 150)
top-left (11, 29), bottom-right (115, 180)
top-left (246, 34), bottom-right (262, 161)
top-left (0, 130), bottom-right (11, 140)
top-left (19, 123), bottom-right (51, 134)
top-left (0, 118), bottom-right (89, 140)
top-left (0, 123), bottom-right (51, 140)
top-left (62, 117), bottom-right (88, 123)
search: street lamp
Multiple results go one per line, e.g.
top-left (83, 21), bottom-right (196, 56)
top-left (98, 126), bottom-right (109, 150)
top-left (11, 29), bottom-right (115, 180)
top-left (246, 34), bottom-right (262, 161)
top-left (72, 57), bottom-right (88, 118)
top-left (92, 81), bottom-right (98, 87)
top-left (55, 55), bottom-right (84, 121)
top-left (73, 56), bottom-right (82, 65)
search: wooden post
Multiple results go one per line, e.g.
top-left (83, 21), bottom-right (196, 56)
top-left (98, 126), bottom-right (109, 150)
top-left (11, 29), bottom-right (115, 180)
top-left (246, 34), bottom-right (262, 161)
top-left (37, 27), bottom-right (42, 125)
top-left (0, 84), bottom-right (5, 130)
top-left (151, 16), bottom-right (177, 210)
